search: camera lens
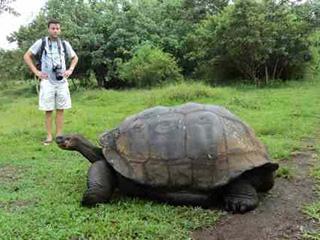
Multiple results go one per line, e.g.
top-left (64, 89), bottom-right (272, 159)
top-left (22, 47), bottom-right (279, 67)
top-left (56, 73), bottom-right (63, 81)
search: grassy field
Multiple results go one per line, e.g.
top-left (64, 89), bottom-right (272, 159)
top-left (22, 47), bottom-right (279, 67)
top-left (0, 78), bottom-right (319, 239)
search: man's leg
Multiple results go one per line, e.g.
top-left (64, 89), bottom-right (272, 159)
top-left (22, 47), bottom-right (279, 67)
top-left (56, 109), bottom-right (64, 137)
top-left (39, 80), bottom-right (55, 144)
top-left (45, 110), bottom-right (53, 142)
top-left (55, 81), bottom-right (71, 137)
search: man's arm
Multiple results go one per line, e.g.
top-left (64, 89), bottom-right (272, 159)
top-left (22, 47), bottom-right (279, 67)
top-left (63, 54), bottom-right (79, 78)
top-left (23, 50), bottom-right (48, 79)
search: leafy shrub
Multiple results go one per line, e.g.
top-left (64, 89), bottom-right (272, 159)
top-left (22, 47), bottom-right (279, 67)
top-left (0, 80), bottom-right (11, 90)
top-left (144, 81), bottom-right (222, 107)
top-left (186, 0), bottom-right (313, 84)
top-left (118, 44), bottom-right (182, 88)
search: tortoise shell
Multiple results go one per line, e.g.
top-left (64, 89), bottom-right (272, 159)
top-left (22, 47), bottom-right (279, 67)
top-left (99, 103), bottom-right (271, 190)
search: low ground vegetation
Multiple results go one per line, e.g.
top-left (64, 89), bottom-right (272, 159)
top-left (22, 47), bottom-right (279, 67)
top-left (0, 78), bottom-right (320, 239)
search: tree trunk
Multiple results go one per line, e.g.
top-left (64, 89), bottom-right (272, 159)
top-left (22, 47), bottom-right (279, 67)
top-left (265, 64), bottom-right (269, 85)
top-left (94, 66), bottom-right (108, 88)
top-left (272, 58), bottom-right (279, 80)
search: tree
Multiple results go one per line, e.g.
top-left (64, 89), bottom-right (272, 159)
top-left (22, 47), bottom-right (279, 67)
top-left (186, 0), bottom-right (313, 84)
top-left (0, 49), bottom-right (29, 80)
top-left (0, 0), bottom-right (20, 16)
top-left (6, 0), bottom-right (314, 86)
top-left (8, 0), bottom-right (218, 87)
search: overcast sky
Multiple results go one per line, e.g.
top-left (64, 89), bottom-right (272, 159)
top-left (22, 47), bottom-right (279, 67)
top-left (0, 0), bottom-right (46, 50)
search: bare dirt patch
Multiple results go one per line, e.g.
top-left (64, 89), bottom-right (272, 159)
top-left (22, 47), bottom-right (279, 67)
top-left (191, 151), bottom-right (318, 240)
top-left (4, 199), bottom-right (38, 209)
top-left (0, 165), bottom-right (21, 182)
top-left (0, 164), bottom-right (37, 209)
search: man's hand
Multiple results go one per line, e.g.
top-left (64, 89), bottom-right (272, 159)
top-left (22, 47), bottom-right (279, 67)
top-left (24, 50), bottom-right (48, 80)
top-left (35, 70), bottom-right (48, 79)
top-left (63, 69), bottom-right (73, 79)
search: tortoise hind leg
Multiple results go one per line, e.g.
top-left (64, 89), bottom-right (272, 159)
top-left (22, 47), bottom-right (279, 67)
top-left (223, 180), bottom-right (258, 213)
top-left (82, 160), bottom-right (116, 207)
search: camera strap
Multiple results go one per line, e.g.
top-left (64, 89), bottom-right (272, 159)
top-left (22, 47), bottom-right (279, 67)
top-left (48, 38), bottom-right (63, 68)
top-left (37, 37), bottom-right (69, 71)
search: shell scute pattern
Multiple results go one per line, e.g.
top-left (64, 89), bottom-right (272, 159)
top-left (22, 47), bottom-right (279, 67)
top-left (100, 103), bottom-right (270, 189)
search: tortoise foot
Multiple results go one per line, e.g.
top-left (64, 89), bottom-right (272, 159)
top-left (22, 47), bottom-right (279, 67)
top-left (82, 187), bottom-right (111, 207)
top-left (223, 181), bottom-right (258, 213)
top-left (82, 160), bottom-right (116, 207)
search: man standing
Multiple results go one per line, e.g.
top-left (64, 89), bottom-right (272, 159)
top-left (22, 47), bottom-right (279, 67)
top-left (24, 19), bottom-right (78, 145)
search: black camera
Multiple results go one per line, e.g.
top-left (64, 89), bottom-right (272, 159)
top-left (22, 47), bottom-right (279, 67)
top-left (52, 64), bottom-right (64, 81)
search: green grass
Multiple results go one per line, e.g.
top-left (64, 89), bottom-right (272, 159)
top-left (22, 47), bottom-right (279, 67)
top-left (276, 166), bottom-right (295, 180)
top-left (303, 165), bottom-right (320, 239)
top-left (0, 78), bottom-right (319, 239)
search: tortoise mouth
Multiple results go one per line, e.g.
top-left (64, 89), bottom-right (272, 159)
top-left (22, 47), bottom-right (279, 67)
top-left (56, 135), bottom-right (64, 144)
top-left (56, 136), bottom-right (67, 149)
top-left (56, 134), bottom-right (83, 150)
top-left (55, 135), bottom-right (72, 149)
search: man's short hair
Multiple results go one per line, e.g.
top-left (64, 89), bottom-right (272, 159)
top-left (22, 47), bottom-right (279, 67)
top-left (48, 19), bottom-right (60, 28)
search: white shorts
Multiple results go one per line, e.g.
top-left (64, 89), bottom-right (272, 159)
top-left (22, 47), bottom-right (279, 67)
top-left (39, 80), bottom-right (72, 111)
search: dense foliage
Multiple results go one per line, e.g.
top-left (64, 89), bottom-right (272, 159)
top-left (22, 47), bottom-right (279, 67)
top-left (118, 44), bottom-right (182, 87)
top-left (0, 0), bottom-right (319, 87)
top-left (186, 0), bottom-right (313, 84)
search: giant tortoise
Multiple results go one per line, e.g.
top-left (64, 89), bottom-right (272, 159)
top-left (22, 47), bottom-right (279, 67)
top-left (56, 103), bottom-right (278, 213)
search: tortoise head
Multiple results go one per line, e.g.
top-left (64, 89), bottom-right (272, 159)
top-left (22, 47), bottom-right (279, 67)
top-left (56, 134), bottom-right (84, 150)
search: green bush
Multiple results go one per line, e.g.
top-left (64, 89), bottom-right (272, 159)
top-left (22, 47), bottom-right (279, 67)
top-left (144, 81), bottom-right (224, 107)
top-left (186, 0), bottom-right (313, 84)
top-left (0, 80), bottom-right (11, 90)
top-left (118, 45), bottom-right (182, 88)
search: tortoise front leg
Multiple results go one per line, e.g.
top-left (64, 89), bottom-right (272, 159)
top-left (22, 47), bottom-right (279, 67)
top-left (82, 160), bottom-right (116, 207)
top-left (223, 180), bottom-right (259, 213)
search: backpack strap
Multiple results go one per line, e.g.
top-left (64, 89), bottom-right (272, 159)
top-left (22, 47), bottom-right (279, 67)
top-left (36, 37), bottom-right (69, 70)
top-left (57, 38), bottom-right (69, 62)
top-left (61, 40), bottom-right (69, 60)
top-left (61, 40), bottom-right (71, 69)
top-left (39, 37), bottom-right (47, 58)
top-left (35, 37), bottom-right (47, 70)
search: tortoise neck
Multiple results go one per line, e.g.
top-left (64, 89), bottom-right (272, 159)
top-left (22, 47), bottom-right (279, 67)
top-left (76, 139), bottom-right (104, 163)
